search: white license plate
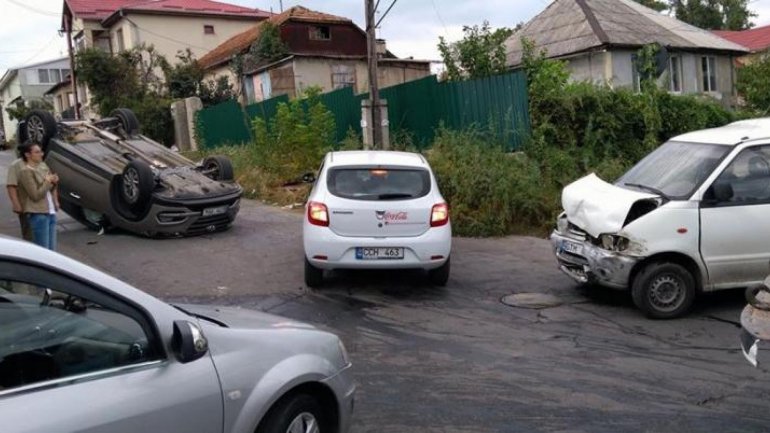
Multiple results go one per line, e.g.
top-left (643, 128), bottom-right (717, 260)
top-left (560, 240), bottom-right (582, 255)
top-left (202, 206), bottom-right (228, 217)
top-left (356, 247), bottom-right (404, 260)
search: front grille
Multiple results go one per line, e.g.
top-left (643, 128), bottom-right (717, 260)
top-left (186, 214), bottom-right (233, 236)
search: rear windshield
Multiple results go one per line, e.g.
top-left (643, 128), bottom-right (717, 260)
top-left (327, 167), bottom-right (431, 201)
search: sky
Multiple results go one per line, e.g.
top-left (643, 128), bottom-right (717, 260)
top-left (2, 0), bottom-right (770, 76)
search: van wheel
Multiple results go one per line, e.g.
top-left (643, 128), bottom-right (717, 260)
top-left (631, 262), bottom-right (695, 319)
top-left (428, 257), bottom-right (450, 286)
top-left (305, 258), bottom-right (324, 288)
top-left (257, 393), bottom-right (329, 433)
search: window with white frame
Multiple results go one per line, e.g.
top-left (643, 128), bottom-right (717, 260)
top-left (702, 56), bottom-right (717, 92)
top-left (35, 69), bottom-right (70, 84)
top-left (331, 64), bottom-right (356, 89)
top-left (669, 56), bottom-right (682, 92)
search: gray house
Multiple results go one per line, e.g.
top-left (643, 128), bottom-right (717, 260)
top-left (505, 0), bottom-right (749, 105)
top-left (0, 57), bottom-right (70, 141)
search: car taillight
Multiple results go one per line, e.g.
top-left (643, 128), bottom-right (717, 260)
top-left (307, 201), bottom-right (329, 227)
top-left (430, 203), bottom-right (449, 227)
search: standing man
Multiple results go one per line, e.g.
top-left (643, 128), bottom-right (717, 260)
top-left (6, 143), bottom-right (33, 241)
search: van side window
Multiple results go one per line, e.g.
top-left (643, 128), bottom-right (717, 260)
top-left (710, 146), bottom-right (770, 205)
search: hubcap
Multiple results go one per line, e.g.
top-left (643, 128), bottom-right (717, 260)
top-left (648, 274), bottom-right (685, 312)
top-left (286, 412), bottom-right (319, 433)
top-left (205, 161), bottom-right (220, 179)
top-left (123, 168), bottom-right (140, 203)
top-left (28, 115), bottom-right (45, 142)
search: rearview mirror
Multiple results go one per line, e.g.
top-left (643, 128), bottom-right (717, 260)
top-left (705, 181), bottom-right (733, 203)
top-left (172, 320), bottom-right (208, 363)
top-left (302, 172), bottom-right (316, 183)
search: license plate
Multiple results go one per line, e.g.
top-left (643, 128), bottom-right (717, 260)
top-left (356, 247), bottom-right (404, 260)
top-left (202, 206), bottom-right (228, 217)
top-left (560, 240), bottom-right (582, 255)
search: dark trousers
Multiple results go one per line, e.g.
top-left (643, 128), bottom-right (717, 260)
top-left (19, 213), bottom-right (33, 241)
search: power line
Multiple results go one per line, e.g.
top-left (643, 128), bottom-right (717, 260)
top-left (125, 18), bottom-right (215, 52)
top-left (4, 0), bottom-right (60, 17)
top-left (375, 0), bottom-right (399, 28)
top-left (430, 0), bottom-right (448, 36)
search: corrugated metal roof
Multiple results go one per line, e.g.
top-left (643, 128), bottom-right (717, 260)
top-left (506, 0), bottom-right (749, 66)
top-left (714, 24), bottom-right (770, 53)
top-left (198, 6), bottom-right (354, 70)
top-left (64, 0), bottom-right (270, 21)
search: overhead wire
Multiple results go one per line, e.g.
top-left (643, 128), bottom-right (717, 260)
top-left (4, 0), bottom-right (60, 17)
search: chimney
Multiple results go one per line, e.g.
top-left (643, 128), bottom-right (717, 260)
top-left (376, 39), bottom-right (387, 58)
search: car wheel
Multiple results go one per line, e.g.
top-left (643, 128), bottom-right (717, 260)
top-left (24, 110), bottom-right (57, 151)
top-left (119, 160), bottom-right (154, 210)
top-left (428, 257), bottom-right (450, 286)
top-left (257, 393), bottom-right (328, 433)
top-left (631, 262), bottom-right (695, 319)
top-left (111, 108), bottom-right (140, 137)
top-left (16, 120), bottom-right (28, 145)
top-left (203, 155), bottom-right (234, 181)
top-left (305, 258), bottom-right (324, 288)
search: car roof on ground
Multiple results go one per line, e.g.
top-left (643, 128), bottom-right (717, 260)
top-left (326, 151), bottom-right (427, 168)
top-left (672, 117), bottom-right (770, 146)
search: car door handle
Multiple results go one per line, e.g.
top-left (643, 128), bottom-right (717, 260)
top-left (69, 192), bottom-right (81, 200)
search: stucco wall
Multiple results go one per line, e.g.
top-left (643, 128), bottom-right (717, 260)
top-left (110, 14), bottom-right (259, 60)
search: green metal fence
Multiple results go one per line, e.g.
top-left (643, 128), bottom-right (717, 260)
top-left (195, 99), bottom-right (251, 148)
top-left (196, 70), bottom-right (530, 151)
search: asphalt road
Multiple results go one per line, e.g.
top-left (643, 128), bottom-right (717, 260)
top-left (2, 149), bottom-right (769, 432)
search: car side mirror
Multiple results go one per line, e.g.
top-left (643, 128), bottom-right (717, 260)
top-left (302, 172), bottom-right (316, 183)
top-left (172, 320), bottom-right (208, 363)
top-left (705, 181), bottom-right (733, 203)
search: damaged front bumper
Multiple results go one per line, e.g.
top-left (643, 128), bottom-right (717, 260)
top-left (550, 230), bottom-right (641, 289)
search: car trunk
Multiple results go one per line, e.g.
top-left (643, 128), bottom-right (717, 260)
top-left (325, 166), bottom-right (434, 238)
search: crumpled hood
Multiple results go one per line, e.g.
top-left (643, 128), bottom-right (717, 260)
top-left (176, 304), bottom-right (316, 331)
top-left (562, 173), bottom-right (657, 238)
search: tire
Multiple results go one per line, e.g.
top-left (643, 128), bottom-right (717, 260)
top-left (257, 393), bottom-right (329, 433)
top-left (203, 155), bottom-right (234, 181)
top-left (24, 110), bottom-right (57, 151)
top-left (119, 160), bottom-right (154, 211)
top-left (305, 258), bottom-right (324, 288)
top-left (631, 262), bottom-right (696, 319)
top-left (428, 257), bottom-right (450, 286)
top-left (110, 108), bottom-right (140, 137)
top-left (16, 120), bottom-right (28, 145)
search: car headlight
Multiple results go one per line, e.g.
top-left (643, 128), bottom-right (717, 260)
top-left (338, 340), bottom-right (351, 366)
top-left (599, 234), bottom-right (630, 252)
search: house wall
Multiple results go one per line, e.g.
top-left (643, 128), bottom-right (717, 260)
top-left (281, 22), bottom-right (367, 57)
top-left (109, 15), bottom-right (260, 59)
top-left (0, 74), bottom-right (22, 141)
top-left (565, 51), bottom-right (612, 83)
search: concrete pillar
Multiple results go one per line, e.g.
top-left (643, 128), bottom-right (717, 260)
top-left (170, 100), bottom-right (189, 150)
top-left (361, 99), bottom-right (389, 150)
top-left (184, 97), bottom-right (203, 151)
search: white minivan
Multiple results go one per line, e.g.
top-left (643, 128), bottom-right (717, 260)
top-left (302, 151), bottom-right (452, 287)
top-left (551, 118), bottom-right (770, 318)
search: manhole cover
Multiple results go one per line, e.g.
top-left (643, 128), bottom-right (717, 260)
top-left (501, 292), bottom-right (585, 309)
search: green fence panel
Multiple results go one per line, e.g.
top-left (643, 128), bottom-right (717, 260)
top-left (195, 99), bottom-right (251, 149)
top-left (196, 71), bottom-right (531, 152)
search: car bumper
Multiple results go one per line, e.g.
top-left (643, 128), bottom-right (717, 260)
top-left (550, 230), bottom-right (640, 289)
top-left (304, 224), bottom-right (451, 270)
top-left (121, 194), bottom-right (241, 236)
top-left (322, 364), bottom-right (356, 433)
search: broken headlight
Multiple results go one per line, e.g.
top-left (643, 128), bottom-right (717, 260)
top-left (556, 214), bottom-right (568, 234)
top-left (599, 234), bottom-right (630, 252)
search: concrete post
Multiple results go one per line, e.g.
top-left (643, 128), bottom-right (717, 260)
top-left (170, 100), bottom-right (189, 151)
top-left (184, 97), bottom-right (203, 151)
top-left (361, 99), bottom-right (389, 150)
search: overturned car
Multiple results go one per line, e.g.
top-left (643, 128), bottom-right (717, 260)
top-left (551, 118), bottom-right (770, 318)
top-left (19, 109), bottom-right (241, 237)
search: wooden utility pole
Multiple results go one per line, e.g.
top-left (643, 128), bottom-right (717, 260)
top-left (365, 0), bottom-right (382, 149)
top-left (64, 14), bottom-right (80, 120)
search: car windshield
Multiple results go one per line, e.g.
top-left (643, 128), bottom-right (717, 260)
top-left (616, 141), bottom-right (731, 199)
top-left (327, 167), bottom-right (431, 201)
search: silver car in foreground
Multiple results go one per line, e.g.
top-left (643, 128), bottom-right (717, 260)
top-left (0, 236), bottom-right (354, 433)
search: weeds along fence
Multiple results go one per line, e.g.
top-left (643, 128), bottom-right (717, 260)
top-left (195, 70), bottom-right (531, 151)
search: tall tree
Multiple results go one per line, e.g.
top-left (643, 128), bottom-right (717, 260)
top-left (633, 0), bottom-right (668, 12)
top-left (670, 0), bottom-right (756, 30)
top-left (438, 21), bottom-right (513, 81)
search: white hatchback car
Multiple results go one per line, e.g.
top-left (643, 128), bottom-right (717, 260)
top-left (302, 151), bottom-right (452, 287)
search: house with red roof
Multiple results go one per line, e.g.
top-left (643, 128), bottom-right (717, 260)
top-left (199, 6), bottom-right (432, 104)
top-left (61, 0), bottom-right (272, 117)
top-left (714, 24), bottom-right (770, 65)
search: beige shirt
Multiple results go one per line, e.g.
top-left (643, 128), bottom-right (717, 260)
top-left (6, 158), bottom-right (24, 186)
top-left (19, 162), bottom-right (56, 214)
